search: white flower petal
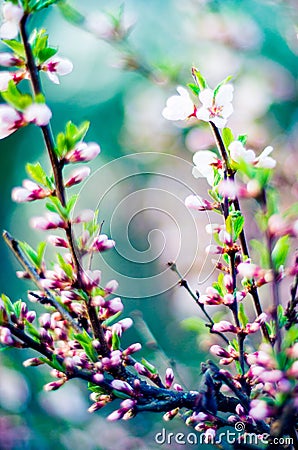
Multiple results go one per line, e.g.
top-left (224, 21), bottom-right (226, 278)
top-left (0, 21), bottom-right (18, 39)
top-left (215, 84), bottom-right (234, 104)
top-left (211, 116), bottom-right (227, 128)
top-left (221, 102), bottom-right (233, 118)
top-left (199, 88), bottom-right (213, 107)
top-left (195, 106), bottom-right (210, 122)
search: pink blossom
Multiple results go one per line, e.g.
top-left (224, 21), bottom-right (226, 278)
top-left (165, 368), bottom-right (174, 388)
top-left (0, 71), bottom-right (14, 91)
top-left (41, 56), bottom-right (73, 84)
top-left (30, 212), bottom-right (66, 230)
top-left (0, 2), bottom-right (24, 39)
top-left (65, 166), bottom-right (91, 187)
top-left (162, 86), bottom-right (194, 121)
top-left (11, 179), bottom-right (50, 202)
top-left (0, 52), bottom-right (22, 67)
top-left (111, 379), bottom-right (134, 395)
top-left (0, 104), bottom-right (22, 139)
top-left (196, 84), bottom-right (234, 128)
top-left (212, 320), bottom-right (237, 333)
top-left (122, 343), bottom-right (142, 356)
top-left (185, 194), bottom-right (214, 211)
top-left (237, 261), bottom-right (260, 279)
top-left (73, 209), bottom-right (94, 223)
top-left (23, 103), bottom-right (52, 126)
top-left (65, 142), bottom-right (101, 163)
top-left (85, 12), bottom-right (115, 40)
top-left (47, 235), bottom-right (69, 248)
top-left (104, 279), bottom-right (119, 295)
top-left (218, 179), bottom-right (239, 200)
top-left (0, 326), bottom-right (14, 345)
top-left (249, 399), bottom-right (270, 421)
top-left (81, 269), bottom-right (101, 292)
top-left (90, 234), bottom-right (115, 252)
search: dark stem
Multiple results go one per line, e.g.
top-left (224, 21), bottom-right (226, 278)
top-left (209, 122), bottom-right (270, 343)
top-left (19, 14), bottom-right (105, 346)
top-left (2, 230), bottom-right (82, 333)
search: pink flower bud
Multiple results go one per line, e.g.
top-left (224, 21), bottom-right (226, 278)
top-left (288, 361), bottom-right (298, 378)
top-left (210, 345), bottom-right (230, 358)
top-left (117, 318), bottom-right (133, 331)
top-left (0, 52), bottom-right (22, 67)
top-left (73, 209), bottom-right (94, 223)
top-left (212, 321), bottom-right (237, 333)
top-left (218, 179), bottom-right (239, 200)
top-left (65, 166), bottom-right (91, 187)
top-left (249, 399), bottom-right (270, 421)
top-left (44, 379), bottom-right (65, 391)
top-left (104, 279), bottom-right (119, 294)
top-left (30, 212), bottom-right (66, 230)
top-left (25, 311), bottom-right (36, 323)
top-left (65, 142), bottom-right (101, 163)
top-left (106, 297), bottom-right (123, 314)
top-left (134, 362), bottom-right (150, 377)
top-left (0, 326), bottom-right (14, 345)
top-left (12, 179), bottom-right (50, 203)
top-left (47, 235), bottom-right (69, 248)
top-left (185, 195), bottom-right (214, 211)
top-left (258, 370), bottom-right (283, 383)
top-left (165, 368), bottom-right (174, 388)
top-left (122, 343), bottom-right (142, 356)
top-left (91, 234), bottom-right (115, 252)
top-left (23, 103), bottom-right (52, 126)
top-left (111, 379), bottom-right (134, 395)
top-left (0, 104), bottom-right (22, 139)
top-left (81, 269), bottom-right (101, 292)
top-left (93, 373), bottom-right (104, 384)
top-left (237, 261), bottom-right (259, 279)
top-left (39, 313), bottom-right (51, 329)
top-left (23, 358), bottom-right (44, 367)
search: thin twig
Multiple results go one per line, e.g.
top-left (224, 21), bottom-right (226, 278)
top-left (168, 262), bottom-right (230, 345)
top-left (3, 230), bottom-right (82, 333)
top-left (209, 123), bottom-right (270, 343)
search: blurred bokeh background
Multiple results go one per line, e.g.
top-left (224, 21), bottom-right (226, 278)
top-left (0, 0), bottom-right (297, 448)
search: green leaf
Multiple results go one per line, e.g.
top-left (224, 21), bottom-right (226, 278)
top-left (1, 294), bottom-right (15, 314)
top-left (73, 121), bottom-right (90, 143)
top-left (38, 46), bottom-right (58, 63)
top-left (13, 299), bottom-right (23, 318)
top-left (2, 80), bottom-right (32, 110)
top-left (36, 241), bottom-right (46, 266)
top-left (66, 195), bottom-right (78, 215)
top-left (56, 254), bottom-right (73, 279)
top-left (250, 239), bottom-right (270, 268)
top-left (31, 29), bottom-right (48, 58)
top-left (19, 241), bottom-right (39, 267)
top-left (2, 39), bottom-right (25, 58)
top-left (141, 358), bottom-right (158, 375)
top-left (58, 1), bottom-right (85, 25)
top-left (277, 305), bottom-right (287, 329)
top-left (214, 75), bottom-right (233, 98)
top-left (74, 329), bottom-right (98, 362)
top-left (25, 321), bottom-right (40, 341)
top-left (192, 68), bottom-right (207, 90)
top-left (26, 162), bottom-right (48, 186)
top-left (233, 215), bottom-right (244, 240)
top-left (225, 216), bottom-right (232, 235)
top-left (88, 382), bottom-right (106, 394)
top-left (181, 317), bottom-right (206, 334)
top-left (222, 127), bottom-right (234, 150)
top-left (272, 235), bottom-right (290, 270)
top-left (102, 311), bottom-right (122, 327)
top-left (112, 332), bottom-right (121, 351)
top-left (239, 303), bottom-right (249, 327)
top-left (30, 0), bottom-right (59, 12)
top-left (187, 83), bottom-right (200, 95)
top-left (237, 134), bottom-right (247, 145)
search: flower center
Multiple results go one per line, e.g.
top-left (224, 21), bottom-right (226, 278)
top-left (209, 104), bottom-right (223, 118)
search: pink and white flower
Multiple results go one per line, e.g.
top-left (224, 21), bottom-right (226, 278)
top-left (0, 52), bottom-right (22, 67)
top-left (196, 84), bottom-right (234, 128)
top-left (41, 56), bottom-right (73, 84)
top-left (0, 2), bottom-right (24, 39)
top-left (185, 194), bottom-right (214, 211)
top-left (90, 234), bottom-right (115, 252)
top-left (23, 103), bottom-right (52, 126)
top-left (229, 140), bottom-right (255, 164)
top-left (11, 179), bottom-right (51, 203)
top-left (65, 166), bottom-right (91, 187)
top-left (65, 141), bottom-right (101, 163)
top-left (0, 104), bottom-right (22, 139)
top-left (162, 86), bottom-right (194, 121)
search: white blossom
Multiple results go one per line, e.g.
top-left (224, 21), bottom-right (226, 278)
top-left (192, 150), bottom-right (218, 186)
top-left (0, 2), bottom-right (24, 39)
top-left (162, 86), bottom-right (194, 121)
top-left (196, 84), bottom-right (234, 128)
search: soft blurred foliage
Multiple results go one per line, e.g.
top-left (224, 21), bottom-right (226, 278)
top-left (0, 0), bottom-right (297, 448)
